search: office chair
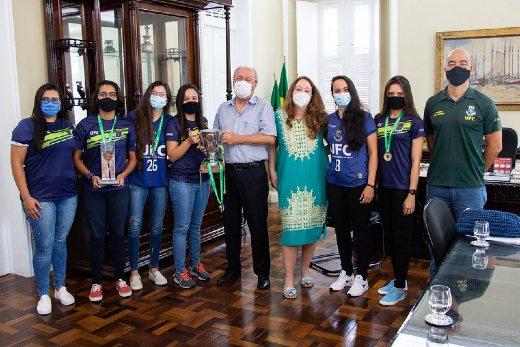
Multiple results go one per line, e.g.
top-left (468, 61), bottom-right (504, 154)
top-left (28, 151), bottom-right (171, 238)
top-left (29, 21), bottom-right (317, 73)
top-left (423, 198), bottom-right (457, 268)
top-left (497, 127), bottom-right (518, 164)
top-left (310, 211), bottom-right (385, 275)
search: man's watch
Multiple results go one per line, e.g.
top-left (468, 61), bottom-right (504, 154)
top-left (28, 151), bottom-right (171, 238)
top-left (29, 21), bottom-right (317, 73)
top-left (86, 172), bottom-right (94, 181)
top-left (408, 189), bottom-right (417, 196)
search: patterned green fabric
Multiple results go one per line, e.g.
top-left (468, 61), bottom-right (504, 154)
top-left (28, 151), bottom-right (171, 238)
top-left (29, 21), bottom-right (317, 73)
top-left (275, 109), bottom-right (328, 246)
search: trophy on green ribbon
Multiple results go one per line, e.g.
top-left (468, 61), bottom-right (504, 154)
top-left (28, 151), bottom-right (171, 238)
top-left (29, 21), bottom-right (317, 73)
top-left (200, 129), bottom-right (225, 212)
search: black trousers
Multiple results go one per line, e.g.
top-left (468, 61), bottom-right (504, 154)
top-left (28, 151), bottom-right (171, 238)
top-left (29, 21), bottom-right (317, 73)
top-left (222, 165), bottom-right (270, 277)
top-left (83, 187), bottom-right (129, 284)
top-left (326, 182), bottom-right (373, 279)
top-left (377, 187), bottom-right (411, 289)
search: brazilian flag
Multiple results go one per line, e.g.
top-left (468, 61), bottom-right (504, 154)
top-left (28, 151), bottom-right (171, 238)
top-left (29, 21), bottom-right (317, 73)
top-left (278, 62), bottom-right (288, 106)
top-left (271, 79), bottom-right (281, 111)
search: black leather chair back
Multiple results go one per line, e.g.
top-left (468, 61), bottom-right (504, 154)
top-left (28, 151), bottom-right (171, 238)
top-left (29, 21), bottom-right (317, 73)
top-left (423, 198), bottom-right (457, 267)
top-left (497, 127), bottom-right (518, 164)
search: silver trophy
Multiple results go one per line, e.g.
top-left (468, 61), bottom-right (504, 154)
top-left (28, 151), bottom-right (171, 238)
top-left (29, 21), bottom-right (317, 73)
top-left (200, 129), bottom-right (225, 211)
top-left (200, 129), bottom-right (222, 167)
top-left (99, 140), bottom-right (118, 185)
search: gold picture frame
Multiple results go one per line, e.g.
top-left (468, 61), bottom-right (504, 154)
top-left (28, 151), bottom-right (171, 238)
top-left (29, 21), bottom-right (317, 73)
top-left (436, 27), bottom-right (520, 111)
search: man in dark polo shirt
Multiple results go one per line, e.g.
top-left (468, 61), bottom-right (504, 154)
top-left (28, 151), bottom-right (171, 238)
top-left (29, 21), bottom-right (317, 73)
top-left (424, 49), bottom-right (502, 278)
top-left (213, 66), bottom-right (276, 290)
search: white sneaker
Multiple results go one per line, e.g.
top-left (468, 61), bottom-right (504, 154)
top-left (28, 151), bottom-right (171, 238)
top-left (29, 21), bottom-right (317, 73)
top-left (37, 295), bottom-right (52, 315)
top-left (149, 270), bottom-right (168, 285)
top-left (347, 275), bottom-right (369, 296)
top-left (129, 275), bottom-right (143, 290)
top-left (329, 270), bottom-right (355, 291)
top-left (54, 287), bottom-right (75, 305)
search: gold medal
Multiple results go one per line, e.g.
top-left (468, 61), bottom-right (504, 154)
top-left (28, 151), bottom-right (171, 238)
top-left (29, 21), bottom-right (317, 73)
top-left (383, 152), bottom-right (392, 161)
top-left (219, 204), bottom-right (225, 212)
top-left (151, 151), bottom-right (156, 159)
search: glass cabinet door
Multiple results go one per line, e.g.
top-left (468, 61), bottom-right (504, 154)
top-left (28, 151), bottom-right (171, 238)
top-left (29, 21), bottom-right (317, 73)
top-left (61, 5), bottom-right (88, 125)
top-left (139, 11), bottom-right (189, 103)
top-left (101, 9), bottom-right (125, 97)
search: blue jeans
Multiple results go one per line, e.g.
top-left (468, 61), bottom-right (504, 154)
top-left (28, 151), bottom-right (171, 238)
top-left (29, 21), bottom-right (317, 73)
top-left (426, 184), bottom-right (487, 279)
top-left (24, 196), bottom-right (78, 296)
top-left (170, 179), bottom-right (210, 275)
top-left (128, 185), bottom-right (168, 271)
top-left (82, 187), bottom-right (129, 284)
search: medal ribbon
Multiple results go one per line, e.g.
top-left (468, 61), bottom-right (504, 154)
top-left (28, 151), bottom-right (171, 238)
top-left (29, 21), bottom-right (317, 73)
top-left (97, 115), bottom-right (118, 150)
top-left (384, 112), bottom-right (404, 154)
top-left (207, 160), bottom-right (224, 206)
top-left (151, 114), bottom-right (164, 154)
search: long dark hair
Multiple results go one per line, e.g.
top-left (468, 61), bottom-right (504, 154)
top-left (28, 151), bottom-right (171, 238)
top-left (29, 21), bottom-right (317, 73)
top-left (90, 80), bottom-right (125, 116)
top-left (331, 75), bottom-right (366, 151)
top-left (378, 75), bottom-right (419, 117)
top-left (134, 81), bottom-right (173, 170)
top-left (175, 84), bottom-right (207, 140)
top-left (284, 76), bottom-right (327, 140)
top-left (32, 83), bottom-right (65, 152)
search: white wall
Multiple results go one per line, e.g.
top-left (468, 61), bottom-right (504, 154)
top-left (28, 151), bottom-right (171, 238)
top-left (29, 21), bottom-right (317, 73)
top-left (250, 0), bottom-right (285, 101)
top-left (12, 0), bottom-right (48, 120)
top-left (393, 0), bottom-right (520, 131)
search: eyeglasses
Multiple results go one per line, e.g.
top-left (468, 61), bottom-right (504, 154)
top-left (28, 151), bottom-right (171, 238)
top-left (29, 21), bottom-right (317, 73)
top-left (41, 97), bottom-right (61, 102)
top-left (150, 91), bottom-right (167, 98)
top-left (99, 91), bottom-right (117, 99)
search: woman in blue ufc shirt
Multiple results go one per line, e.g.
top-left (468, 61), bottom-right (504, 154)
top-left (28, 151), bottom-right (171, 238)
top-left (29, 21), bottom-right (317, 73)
top-left (166, 84), bottom-right (210, 289)
top-left (11, 83), bottom-right (77, 315)
top-left (126, 81), bottom-right (174, 290)
top-left (375, 76), bottom-right (424, 306)
top-left (73, 80), bottom-right (136, 302)
top-left (327, 75), bottom-right (377, 297)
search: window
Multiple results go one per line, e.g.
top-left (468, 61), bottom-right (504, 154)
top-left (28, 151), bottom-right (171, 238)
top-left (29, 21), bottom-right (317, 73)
top-left (298, 0), bottom-right (380, 115)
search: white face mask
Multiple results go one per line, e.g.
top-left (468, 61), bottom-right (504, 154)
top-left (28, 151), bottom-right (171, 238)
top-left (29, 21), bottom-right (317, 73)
top-left (292, 92), bottom-right (311, 108)
top-left (233, 80), bottom-right (253, 98)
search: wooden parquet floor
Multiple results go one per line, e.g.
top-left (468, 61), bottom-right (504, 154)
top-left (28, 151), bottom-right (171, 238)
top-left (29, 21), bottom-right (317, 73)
top-left (0, 204), bottom-right (430, 347)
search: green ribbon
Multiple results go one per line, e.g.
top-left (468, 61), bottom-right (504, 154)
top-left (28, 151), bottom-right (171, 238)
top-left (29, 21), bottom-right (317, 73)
top-left (384, 111), bottom-right (404, 154)
top-left (97, 115), bottom-right (117, 150)
top-left (204, 145), bottom-right (226, 209)
top-left (151, 113), bottom-right (164, 154)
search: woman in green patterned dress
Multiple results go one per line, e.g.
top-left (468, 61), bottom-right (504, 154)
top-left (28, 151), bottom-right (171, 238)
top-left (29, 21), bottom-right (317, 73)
top-left (268, 76), bottom-right (329, 299)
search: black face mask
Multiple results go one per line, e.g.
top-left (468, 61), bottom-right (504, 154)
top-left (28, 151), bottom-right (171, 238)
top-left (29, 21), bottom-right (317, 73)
top-left (97, 97), bottom-right (119, 112)
top-left (446, 66), bottom-right (471, 86)
top-left (387, 96), bottom-right (405, 110)
top-left (182, 101), bottom-right (199, 115)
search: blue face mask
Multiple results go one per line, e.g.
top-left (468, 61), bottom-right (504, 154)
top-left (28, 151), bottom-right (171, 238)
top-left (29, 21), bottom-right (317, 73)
top-left (334, 93), bottom-right (351, 109)
top-left (150, 95), bottom-right (167, 110)
top-left (41, 100), bottom-right (61, 117)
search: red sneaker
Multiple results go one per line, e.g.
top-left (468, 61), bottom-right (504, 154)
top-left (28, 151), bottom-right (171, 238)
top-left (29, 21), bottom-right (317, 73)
top-left (89, 284), bottom-right (103, 302)
top-left (115, 279), bottom-right (132, 298)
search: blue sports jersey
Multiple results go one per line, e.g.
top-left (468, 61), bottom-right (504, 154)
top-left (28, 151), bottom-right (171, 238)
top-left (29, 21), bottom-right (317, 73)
top-left (75, 115), bottom-right (136, 191)
top-left (11, 118), bottom-right (77, 202)
top-left (374, 113), bottom-right (425, 189)
top-left (326, 110), bottom-right (376, 187)
top-left (165, 116), bottom-right (209, 183)
top-left (126, 111), bottom-right (173, 187)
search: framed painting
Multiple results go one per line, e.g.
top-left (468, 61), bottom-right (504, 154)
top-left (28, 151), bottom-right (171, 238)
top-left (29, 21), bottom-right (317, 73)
top-left (436, 27), bottom-right (520, 111)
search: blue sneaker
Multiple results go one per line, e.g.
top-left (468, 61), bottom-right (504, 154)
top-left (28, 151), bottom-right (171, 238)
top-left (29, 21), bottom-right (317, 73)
top-left (379, 286), bottom-right (406, 306)
top-left (378, 279), bottom-right (407, 294)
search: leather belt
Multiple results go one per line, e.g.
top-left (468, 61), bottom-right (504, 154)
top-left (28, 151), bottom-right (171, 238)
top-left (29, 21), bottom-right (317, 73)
top-left (226, 161), bottom-right (264, 170)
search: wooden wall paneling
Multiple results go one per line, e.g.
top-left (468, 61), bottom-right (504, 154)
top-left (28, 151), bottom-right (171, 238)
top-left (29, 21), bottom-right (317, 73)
top-left (184, 10), bottom-right (195, 85)
top-left (43, 0), bottom-right (65, 87)
top-left (80, 2), bottom-right (97, 102)
top-left (193, 10), bottom-right (201, 89)
top-left (224, 5), bottom-right (232, 100)
top-left (126, 0), bottom-right (142, 110)
top-left (92, 0), bottom-right (105, 84)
